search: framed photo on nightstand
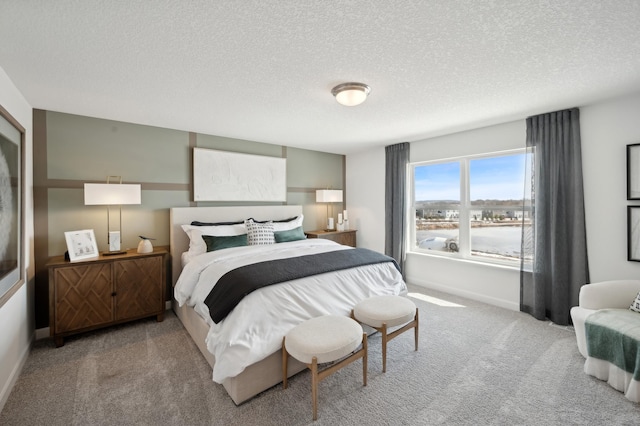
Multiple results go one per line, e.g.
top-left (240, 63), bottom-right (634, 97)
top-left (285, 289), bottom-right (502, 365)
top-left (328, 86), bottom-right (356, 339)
top-left (64, 229), bottom-right (99, 261)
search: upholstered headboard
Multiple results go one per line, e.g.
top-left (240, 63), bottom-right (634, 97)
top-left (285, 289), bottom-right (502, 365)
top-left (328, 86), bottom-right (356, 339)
top-left (169, 205), bottom-right (303, 286)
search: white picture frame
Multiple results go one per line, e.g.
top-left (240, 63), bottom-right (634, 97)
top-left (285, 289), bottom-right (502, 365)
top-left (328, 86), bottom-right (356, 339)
top-left (193, 148), bottom-right (287, 202)
top-left (64, 229), bottom-right (99, 261)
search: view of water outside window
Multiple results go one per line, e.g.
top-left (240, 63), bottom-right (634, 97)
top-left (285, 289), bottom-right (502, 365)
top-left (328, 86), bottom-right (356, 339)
top-left (414, 152), bottom-right (531, 263)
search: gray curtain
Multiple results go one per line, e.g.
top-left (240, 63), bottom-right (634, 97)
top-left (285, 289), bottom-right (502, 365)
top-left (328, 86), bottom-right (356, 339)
top-left (520, 108), bottom-right (590, 325)
top-left (385, 142), bottom-right (410, 275)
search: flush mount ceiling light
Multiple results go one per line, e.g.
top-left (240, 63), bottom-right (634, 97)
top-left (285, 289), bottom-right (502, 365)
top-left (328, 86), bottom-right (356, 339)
top-left (331, 82), bottom-right (371, 106)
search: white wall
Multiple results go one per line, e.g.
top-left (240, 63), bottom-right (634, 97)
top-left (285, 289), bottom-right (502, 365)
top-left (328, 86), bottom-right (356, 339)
top-left (346, 92), bottom-right (640, 311)
top-left (346, 147), bottom-right (386, 252)
top-left (0, 66), bottom-right (34, 412)
top-left (581, 92), bottom-right (640, 281)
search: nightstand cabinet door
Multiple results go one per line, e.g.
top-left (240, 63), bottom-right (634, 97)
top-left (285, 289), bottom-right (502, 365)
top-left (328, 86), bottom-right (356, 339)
top-left (51, 263), bottom-right (113, 334)
top-left (114, 256), bottom-right (164, 321)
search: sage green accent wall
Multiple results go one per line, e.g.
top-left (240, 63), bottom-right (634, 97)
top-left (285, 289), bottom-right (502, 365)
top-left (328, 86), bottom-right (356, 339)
top-left (47, 188), bottom-right (188, 255)
top-left (196, 133), bottom-right (282, 157)
top-left (34, 110), bottom-right (345, 328)
top-left (46, 112), bottom-right (190, 183)
top-left (43, 111), bottom-right (343, 251)
top-left (287, 147), bottom-right (343, 189)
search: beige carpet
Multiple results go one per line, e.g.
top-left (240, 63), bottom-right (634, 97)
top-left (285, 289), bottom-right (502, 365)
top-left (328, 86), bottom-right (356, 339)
top-left (2, 286), bottom-right (639, 425)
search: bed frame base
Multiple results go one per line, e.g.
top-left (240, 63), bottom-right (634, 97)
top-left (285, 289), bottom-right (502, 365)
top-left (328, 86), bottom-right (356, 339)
top-left (172, 301), bottom-right (306, 404)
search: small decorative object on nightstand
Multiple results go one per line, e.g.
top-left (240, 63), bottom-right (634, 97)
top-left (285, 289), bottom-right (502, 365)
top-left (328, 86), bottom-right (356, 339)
top-left (305, 229), bottom-right (357, 247)
top-left (137, 235), bottom-right (154, 253)
top-left (47, 248), bottom-right (167, 347)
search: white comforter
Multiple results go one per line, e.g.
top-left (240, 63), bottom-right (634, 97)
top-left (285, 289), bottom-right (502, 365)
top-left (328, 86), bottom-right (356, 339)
top-left (174, 239), bottom-right (407, 383)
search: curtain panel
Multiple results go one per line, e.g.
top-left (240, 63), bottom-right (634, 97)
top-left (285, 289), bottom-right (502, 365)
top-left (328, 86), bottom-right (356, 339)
top-left (520, 108), bottom-right (590, 325)
top-left (385, 142), bottom-right (410, 275)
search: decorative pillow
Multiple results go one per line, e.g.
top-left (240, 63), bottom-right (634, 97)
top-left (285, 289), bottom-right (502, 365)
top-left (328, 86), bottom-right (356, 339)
top-left (182, 223), bottom-right (247, 256)
top-left (245, 219), bottom-right (275, 245)
top-left (630, 291), bottom-right (640, 313)
top-left (274, 226), bottom-right (306, 243)
top-left (202, 234), bottom-right (248, 252)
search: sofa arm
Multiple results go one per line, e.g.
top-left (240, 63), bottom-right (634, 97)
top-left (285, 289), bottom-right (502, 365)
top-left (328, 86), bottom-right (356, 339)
top-left (579, 280), bottom-right (640, 310)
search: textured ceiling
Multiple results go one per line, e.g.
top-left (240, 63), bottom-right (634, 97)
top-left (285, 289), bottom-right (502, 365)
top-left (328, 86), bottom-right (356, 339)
top-left (1, 1), bottom-right (640, 154)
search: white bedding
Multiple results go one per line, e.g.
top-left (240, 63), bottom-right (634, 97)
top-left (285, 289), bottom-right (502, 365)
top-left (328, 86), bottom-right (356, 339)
top-left (174, 239), bottom-right (407, 383)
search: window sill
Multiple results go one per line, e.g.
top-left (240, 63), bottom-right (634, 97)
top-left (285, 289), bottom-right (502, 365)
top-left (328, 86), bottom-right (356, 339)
top-left (407, 250), bottom-right (524, 272)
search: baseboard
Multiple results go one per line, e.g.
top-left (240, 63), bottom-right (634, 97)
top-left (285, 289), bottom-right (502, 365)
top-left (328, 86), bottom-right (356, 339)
top-left (407, 277), bottom-right (520, 312)
top-left (35, 302), bottom-right (172, 340)
top-left (0, 331), bottom-right (34, 413)
top-left (35, 327), bottom-right (50, 340)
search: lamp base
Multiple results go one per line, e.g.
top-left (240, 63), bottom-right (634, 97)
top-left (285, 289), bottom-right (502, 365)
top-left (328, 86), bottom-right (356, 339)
top-left (102, 250), bottom-right (127, 256)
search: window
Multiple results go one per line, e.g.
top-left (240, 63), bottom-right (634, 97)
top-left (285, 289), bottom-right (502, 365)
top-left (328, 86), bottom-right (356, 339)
top-left (411, 150), bottom-right (531, 265)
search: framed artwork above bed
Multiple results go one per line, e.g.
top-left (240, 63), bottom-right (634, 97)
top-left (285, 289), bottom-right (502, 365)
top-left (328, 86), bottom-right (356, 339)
top-left (193, 148), bottom-right (287, 202)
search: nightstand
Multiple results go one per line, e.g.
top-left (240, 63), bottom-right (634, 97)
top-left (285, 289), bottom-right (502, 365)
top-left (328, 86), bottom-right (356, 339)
top-left (305, 230), bottom-right (357, 247)
top-left (47, 248), bottom-right (167, 347)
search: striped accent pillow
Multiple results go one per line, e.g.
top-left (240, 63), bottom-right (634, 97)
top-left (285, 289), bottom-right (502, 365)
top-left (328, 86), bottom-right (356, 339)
top-left (245, 219), bottom-right (275, 245)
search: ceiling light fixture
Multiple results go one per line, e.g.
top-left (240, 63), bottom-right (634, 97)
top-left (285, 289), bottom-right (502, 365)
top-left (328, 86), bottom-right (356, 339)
top-left (331, 82), bottom-right (371, 106)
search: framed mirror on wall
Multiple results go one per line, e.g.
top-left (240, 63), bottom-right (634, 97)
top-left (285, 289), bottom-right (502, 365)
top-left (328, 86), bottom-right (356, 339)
top-left (0, 104), bottom-right (25, 308)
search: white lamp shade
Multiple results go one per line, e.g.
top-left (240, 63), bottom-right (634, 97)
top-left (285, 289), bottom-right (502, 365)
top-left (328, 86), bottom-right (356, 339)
top-left (84, 183), bottom-right (141, 205)
top-left (316, 189), bottom-right (343, 203)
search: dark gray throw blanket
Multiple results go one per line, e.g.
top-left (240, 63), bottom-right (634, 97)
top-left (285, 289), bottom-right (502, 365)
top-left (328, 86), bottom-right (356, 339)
top-left (205, 248), bottom-right (400, 323)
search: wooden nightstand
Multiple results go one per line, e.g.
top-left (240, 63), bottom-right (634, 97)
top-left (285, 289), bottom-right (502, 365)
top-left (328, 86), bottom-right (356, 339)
top-left (47, 247), bottom-right (167, 347)
top-left (305, 230), bottom-right (357, 247)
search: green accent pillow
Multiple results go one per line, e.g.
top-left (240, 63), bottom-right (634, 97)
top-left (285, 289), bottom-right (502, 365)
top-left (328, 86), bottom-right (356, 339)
top-left (202, 234), bottom-right (248, 252)
top-left (274, 226), bottom-right (306, 243)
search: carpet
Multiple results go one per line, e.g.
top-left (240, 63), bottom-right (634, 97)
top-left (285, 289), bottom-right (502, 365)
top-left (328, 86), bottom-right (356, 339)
top-left (1, 285), bottom-right (639, 425)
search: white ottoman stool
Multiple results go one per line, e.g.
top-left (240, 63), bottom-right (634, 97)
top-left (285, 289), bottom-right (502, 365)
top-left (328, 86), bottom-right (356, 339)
top-left (282, 315), bottom-right (367, 421)
top-left (352, 295), bottom-right (418, 372)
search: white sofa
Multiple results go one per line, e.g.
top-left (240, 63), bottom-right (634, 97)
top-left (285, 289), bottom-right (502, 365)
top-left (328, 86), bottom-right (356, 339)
top-left (570, 279), bottom-right (640, 359)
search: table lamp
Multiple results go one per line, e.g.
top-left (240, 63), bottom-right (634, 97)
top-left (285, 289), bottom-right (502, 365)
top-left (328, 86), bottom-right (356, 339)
top-left (84, 176), bottom-right (141, 255)
top-left (316, 189), bottom-right (343, 231)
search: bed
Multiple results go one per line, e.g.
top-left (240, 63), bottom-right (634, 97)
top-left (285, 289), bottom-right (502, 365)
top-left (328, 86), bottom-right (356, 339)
top-left (169, 205), bottom-right (407, 404)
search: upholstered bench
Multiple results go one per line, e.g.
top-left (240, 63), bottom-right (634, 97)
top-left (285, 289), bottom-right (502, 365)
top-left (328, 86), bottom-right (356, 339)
top-left (282, 315), bottom-right (367, 421)
top-left (352, 295), bottom-right (418, 372)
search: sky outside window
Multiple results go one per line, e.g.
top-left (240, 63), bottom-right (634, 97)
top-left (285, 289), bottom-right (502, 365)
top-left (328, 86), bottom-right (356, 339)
top-left (470, 154), bottom-right (528, 201)
top-left (415, 154), bottom-right (528, 201)
top-left (414, 162), bottom-right (460, 201)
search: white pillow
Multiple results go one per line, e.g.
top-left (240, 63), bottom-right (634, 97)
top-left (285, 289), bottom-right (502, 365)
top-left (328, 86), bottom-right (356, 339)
top-left (272, 214), bottom-right (304, 232)
top-left (245, 219), bottom-right (275, 245)
top-left (181, 223), bottom-right (246, 256)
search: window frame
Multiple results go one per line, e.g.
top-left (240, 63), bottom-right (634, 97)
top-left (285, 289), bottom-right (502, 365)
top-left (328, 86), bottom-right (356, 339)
top-left (409, 148), bottom-right (528, 268)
